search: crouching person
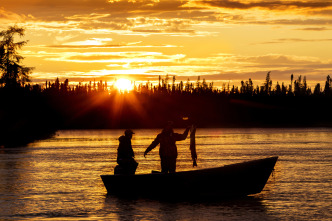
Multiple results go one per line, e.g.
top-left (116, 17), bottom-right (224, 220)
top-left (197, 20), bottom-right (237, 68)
top-left (114, 129), bottom-right (138, 175)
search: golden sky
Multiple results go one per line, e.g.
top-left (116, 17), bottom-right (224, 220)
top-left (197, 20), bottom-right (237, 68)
top-left (1, 0), bottom-right (332, 87)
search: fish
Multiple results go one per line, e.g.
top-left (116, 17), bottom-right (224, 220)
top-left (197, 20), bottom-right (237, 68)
top-left (190, 125), bottom-right (197, 167)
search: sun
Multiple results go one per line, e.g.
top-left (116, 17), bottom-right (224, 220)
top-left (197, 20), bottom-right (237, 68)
top-left (114, 78), bottom-right (134, 92)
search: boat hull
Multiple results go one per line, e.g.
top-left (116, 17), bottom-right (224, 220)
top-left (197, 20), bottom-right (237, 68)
top-left (101, 157), bottom-right (278, 198)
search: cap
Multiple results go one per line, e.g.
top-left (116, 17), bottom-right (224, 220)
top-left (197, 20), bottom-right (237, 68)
top-left (125, 129), bottom-right (135, 135)
top-left (167, 121), bottom-right (174, 127)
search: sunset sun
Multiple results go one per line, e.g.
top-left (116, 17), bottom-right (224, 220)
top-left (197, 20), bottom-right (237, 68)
top-left (114, 78), bottom-right (134, 92)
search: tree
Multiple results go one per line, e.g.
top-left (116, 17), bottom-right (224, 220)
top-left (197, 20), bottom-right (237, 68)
top-left (290, 74), bottom-right (294, 93)
top-left (294, 75), bottom-right (301, 95)
top-left (275, 82), bottom-right (281, 95)
top-left (172, 75), bottom-right (176, 92)
top-left (0, 26), bottom-right (33, 88)
top-left (324, 75), bottom-right (331, 95)
top-left (313, 83), bottom-right (321, 95)
top-left (264, 72), bottom-right (272, 95)
top-left (196, 76), bottom-right (201, 88)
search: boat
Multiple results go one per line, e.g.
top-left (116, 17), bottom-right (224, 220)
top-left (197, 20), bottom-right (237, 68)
top-left (100, 156), bottom-right (278, 198)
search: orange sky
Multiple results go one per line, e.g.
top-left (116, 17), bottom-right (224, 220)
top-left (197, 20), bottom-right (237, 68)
top-left (1, 0), bottom-right (332, 88)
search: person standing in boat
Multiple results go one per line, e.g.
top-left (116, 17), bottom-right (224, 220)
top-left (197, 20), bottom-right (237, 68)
top-left (115, 129), bottom-right (138, 175)
top-left (144, 122), bottom-right (190, 173)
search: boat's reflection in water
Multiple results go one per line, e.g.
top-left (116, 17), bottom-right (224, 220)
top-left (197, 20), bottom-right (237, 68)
top-left (103, 194), bottom-right (273, 221)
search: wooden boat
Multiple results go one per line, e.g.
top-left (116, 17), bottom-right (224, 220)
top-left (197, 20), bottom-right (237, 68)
top-left (100, 156), bottom-right (278, 198)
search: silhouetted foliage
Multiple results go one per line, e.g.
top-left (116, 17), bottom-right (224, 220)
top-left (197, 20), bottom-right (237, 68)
top-left (0, 26), bottom-right (33, 88)
top-left (324, 75), bottom-right (331, 95)
top-left (263, 71), bottom-right (272, 95)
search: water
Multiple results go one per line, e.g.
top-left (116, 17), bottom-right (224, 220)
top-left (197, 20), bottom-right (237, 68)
top-left (0, 128), bottom-right (331, 220)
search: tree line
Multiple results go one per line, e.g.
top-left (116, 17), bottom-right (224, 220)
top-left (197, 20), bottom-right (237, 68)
top-left (16, 72), bottom-right (331, 98)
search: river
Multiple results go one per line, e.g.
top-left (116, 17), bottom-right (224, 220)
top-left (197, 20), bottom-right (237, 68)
top-left (0, 128), bottom-right (331, 220)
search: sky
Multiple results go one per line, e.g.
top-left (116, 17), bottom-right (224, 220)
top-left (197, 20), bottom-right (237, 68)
top-left (1, 0), bottom-right (332, 88)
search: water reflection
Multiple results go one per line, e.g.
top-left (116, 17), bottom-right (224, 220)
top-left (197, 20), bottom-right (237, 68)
top-left (0, 148), bottom-right (32, 217)
top-left (1, 128), bottom-right (331, 220)
top-left (103, 195), bottom-right (275, 221)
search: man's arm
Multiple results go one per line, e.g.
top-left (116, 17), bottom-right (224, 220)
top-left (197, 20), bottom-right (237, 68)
top-left (144, 135), bottom-right (160, 157)
top-left (174, 127), bottom-right (190, 141)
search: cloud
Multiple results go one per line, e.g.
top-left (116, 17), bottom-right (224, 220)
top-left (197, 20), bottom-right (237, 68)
top-left (3, 0), bottom-right (332, 34)
top-left (46, 38), bottom-right (129, 49)
top-left (251, 18), bottom-right (332, 26)
top-left (235, 54), bottom-right (323, 67)
top-left (257, 38), bottom-right (332, 44)
top-left (1, 0), bottom-right (189, 21)
top-left (308, 9), bottom-right (332, 17)
top-left (0, 7), bottom-right (27, 23)
top-left (42, 51), bottom-right (186, 64)
top-left (164, 53), bottom-right (332, 84)
top-left (46, 41), bottom-right (179, 49)
top-left (0, 1), bottom-right (240, 34)
top-left (196, 0), bottom-right (332, 10)
top-left (295, 27), bottom-right (331, 31)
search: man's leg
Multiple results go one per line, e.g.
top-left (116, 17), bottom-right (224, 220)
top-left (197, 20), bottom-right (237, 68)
top-left (160, 157), bottom-right (169, 173)
top-left (168, 157), bottom-right (177, 173)
top-left (118, 158), bottom-right (138, 174)
top-left (160, 156), bottom-right (177, 173)
top-left (128, 158), bottom-right (138, 174)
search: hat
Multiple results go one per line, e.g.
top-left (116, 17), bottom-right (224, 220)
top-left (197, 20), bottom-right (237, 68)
top-left (167, 121), bottom-right (174, 127)
top-left (125, 129), bottom-right (135, 135)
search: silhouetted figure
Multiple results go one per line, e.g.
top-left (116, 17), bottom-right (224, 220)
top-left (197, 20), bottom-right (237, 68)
top-left (114, 129), bottom-right (138, 175)
top-left (144, 122), bottom-right (190, 173)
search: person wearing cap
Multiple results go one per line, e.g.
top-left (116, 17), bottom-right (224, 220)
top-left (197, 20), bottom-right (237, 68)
top-left (115, 129), bottom-right (138, 175)
top-left (144, 122), bottom-right (190, 173)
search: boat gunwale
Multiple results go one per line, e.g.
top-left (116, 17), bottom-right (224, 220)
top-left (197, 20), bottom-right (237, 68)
top-left (100, 156), bottom-right (278, 178)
